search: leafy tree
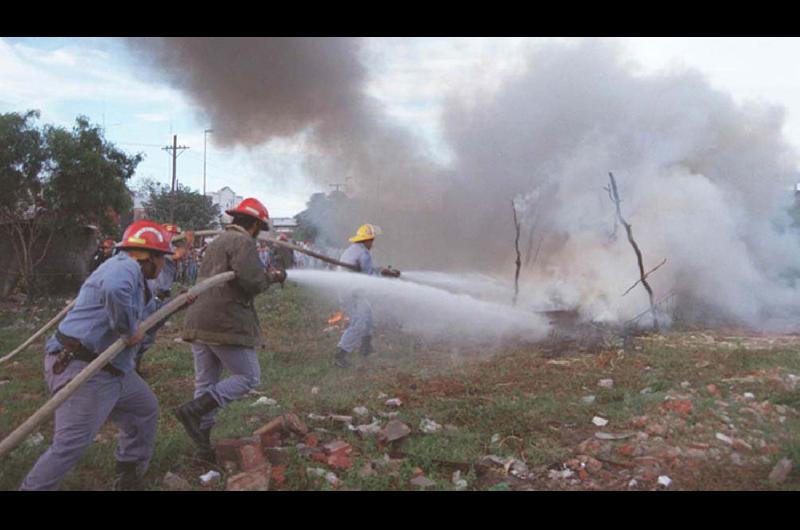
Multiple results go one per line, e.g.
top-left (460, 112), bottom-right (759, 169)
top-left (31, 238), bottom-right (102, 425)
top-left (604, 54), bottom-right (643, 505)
top-left (0, 110), bottom-right (141, 298)
top-left (140, 180), bottom-right (220, 230)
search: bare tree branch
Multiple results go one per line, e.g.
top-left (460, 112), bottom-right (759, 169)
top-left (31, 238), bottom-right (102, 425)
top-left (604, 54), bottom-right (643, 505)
top-left (608, 172), bottom-right (660, 331)
top-left (622, 258), bottom-right (667, 296)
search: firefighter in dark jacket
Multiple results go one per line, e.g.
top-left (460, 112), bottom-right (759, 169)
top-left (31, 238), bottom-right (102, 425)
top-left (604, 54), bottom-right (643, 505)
top-left (175, 198), bottom-right (286, 461)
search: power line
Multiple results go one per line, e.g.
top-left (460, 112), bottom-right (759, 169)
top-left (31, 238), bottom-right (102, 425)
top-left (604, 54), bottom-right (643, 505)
top-left (161, 135), bottom-right (190, 223)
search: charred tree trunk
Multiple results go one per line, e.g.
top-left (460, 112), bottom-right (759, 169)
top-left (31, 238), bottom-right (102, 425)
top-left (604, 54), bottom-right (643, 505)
top-left (511, 198), bottom-right (522, 306)
top-left (607, 172), bottom-right (659, 331)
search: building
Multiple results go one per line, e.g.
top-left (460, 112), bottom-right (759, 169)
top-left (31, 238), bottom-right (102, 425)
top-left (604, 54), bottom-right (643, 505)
top-left (206, 186), bottom-right (243, 224)
top-left (271, 217), bottom-right (298, 237)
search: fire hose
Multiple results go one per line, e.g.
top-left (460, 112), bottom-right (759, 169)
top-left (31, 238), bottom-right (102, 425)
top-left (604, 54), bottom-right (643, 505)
top-left (0, 270), bottom-right (236, 459)
top-left (174, 229), bottom-right (361, 272)
top-left (1, 229), bottom-right (367, 365)
top-left (0, 299), bottom-right (77, 366)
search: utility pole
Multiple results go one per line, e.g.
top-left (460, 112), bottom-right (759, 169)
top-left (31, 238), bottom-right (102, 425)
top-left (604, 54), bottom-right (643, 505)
top-left (203, 129), bottom-right (213, 196)
top-left (162, 135), bottom-right (190, 223)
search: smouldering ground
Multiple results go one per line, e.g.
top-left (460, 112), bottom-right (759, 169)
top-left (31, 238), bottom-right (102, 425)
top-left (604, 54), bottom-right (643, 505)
top-left (0, 284), bottom-right (799, 490)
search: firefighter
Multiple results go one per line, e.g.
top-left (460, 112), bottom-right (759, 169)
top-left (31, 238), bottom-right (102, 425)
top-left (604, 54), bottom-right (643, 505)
top-left (89, 238), bottom-right (116, 272)
top-left (334, 224), bottom-right (400, 368)
top-left (176, 198), bottom-right (286, 462)
top-left (135, 224), bottom-right (193, 375)
top-left (20, 220), bottom-right (175, 491)
top-left (271, 233), bottom-right (295, 270)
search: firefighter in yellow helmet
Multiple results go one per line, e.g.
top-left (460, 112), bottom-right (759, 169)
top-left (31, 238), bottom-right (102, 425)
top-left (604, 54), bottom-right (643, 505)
top-left (334, 224), bottom-right (400, 368)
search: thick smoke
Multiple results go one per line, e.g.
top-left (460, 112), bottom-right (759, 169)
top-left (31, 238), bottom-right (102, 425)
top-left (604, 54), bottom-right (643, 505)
top-left (126, 37), bottom-right (800, 328)
top-left (124, 37), bottom-right (443, 209)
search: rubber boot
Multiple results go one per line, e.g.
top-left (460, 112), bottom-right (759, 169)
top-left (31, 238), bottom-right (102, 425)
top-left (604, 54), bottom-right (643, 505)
top-left (195, 427), bottom-right (216, 464)
top-left (173, 393), bottom-right (219, 448)
top-left (112, 461), bottom-right (142, 491)
top-left (334, 348), bottom-right (351, 368)
top-left (360, 336), bottom-right (373, 357)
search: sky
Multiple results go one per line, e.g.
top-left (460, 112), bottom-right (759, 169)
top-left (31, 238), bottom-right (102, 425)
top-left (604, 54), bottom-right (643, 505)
top-left (2, 37), bottom-right (800, 217)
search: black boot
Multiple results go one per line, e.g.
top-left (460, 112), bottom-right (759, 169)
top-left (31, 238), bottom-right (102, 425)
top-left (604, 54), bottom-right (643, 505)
top-left (333, 348), bottom-right (351, 368)
top-left (112, 461), bottom-right (142, 491)
top-left (360, 336), bottom-right (373, 357)
top-left (195, 427), bottom-right (216, 464)
top-left (173, 393), bottom-right (219, 448)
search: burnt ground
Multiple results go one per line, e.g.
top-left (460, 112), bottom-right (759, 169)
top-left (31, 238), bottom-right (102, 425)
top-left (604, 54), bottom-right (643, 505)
top-left (1, 286), bottom-right (799, 491)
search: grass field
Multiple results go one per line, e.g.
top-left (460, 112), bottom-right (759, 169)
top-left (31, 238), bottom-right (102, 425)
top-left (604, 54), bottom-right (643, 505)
top-left (1, 283), bottom-right (799, 490)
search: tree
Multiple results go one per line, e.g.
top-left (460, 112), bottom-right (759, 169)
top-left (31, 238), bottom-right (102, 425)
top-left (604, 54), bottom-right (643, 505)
top-left (0, 111), bottom-right (142, 298)
top-left (140, 180), bottom-right (220, 230)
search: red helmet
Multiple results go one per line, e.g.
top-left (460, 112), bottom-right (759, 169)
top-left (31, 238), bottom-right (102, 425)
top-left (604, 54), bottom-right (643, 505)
top-left (278, 233), bottom-right (288, 241)
top-left (226, 198), bottom-right (270, 229)
top-left (116, 220), bottom-right (174, 254)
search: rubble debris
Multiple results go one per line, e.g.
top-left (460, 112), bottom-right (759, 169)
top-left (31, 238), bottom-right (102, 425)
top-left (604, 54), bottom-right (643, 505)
top-left (385, 398), bottom-right (403, 407)
top-left (768, 458), bottom-right (793, 484)
top-left (214, 437), bottom-right (264, 472)
top-left (351, 420), bottom-right (382, 436)
top-left (680, 381), bottom-right (691, 388)
top-left (639, 387), bottom-right (653, 395)
top-left (199, 470), bottom-right (221, 486)
top-left (490, 433), bottom-right (501, 445)
top-left (548, 468), bottom-right (574, 480)
top-left (628, 479), bottom-right (638, 489)
top-left (283, 413), bottom-right (309, 436)
top-left (662, 399), bottom-right (693, 416)
top-left (743, 392), bottom-right (755, 400)
top-left (353, 406), bottom-right (369, 417)
top-left (598, 379), bottom-right (614, 389)
top-left (264, 447), bottom-right (292, 466)
top-left (420, 418), bottom-right (443, 433)
top-left (325, 472), bottom-right (340, 487)
top-left (452, 470), bottom-right (468, 491)
top-left (226, 464), bottom-right (271, 491)
top-left (25, 432), bottom-right (44, 447)
top-left (594, 432), bottom-right (636, 441)
top-left (250, 396), bottom-right (277, 407)
top-left (308, 413), bottom-right (327, 421)
top-left (377, 392), bottom-right (388, 399)
top-left (410, 475), bottom-right (436, 489)
top-left (581, 395), bottom-right (596, 405)
top-left (592, 416), bottom-right (609, 427)
top-left (311, 386), bottom-right (320, 395)
top-left (163, 472), bottom-right (191, 491)
top-left (377, 411), bottom-right (399, 419)
top-left (715, 433), bottom-right (734, 446)
top-left (377, 420), bottom-right (411, 444)
top-left (657, 475), bottom-right (672, 488)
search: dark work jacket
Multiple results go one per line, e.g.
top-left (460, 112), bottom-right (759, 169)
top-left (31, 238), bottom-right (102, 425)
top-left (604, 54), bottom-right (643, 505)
top-left (182, 225), bottom-right (268, 347)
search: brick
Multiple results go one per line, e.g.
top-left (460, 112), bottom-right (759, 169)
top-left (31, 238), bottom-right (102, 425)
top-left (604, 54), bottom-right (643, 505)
top-left (226, 463), bottom-right (271, 491)
top-left (214, 438), bottom-right (245, 465)
top-left (270, 465), bottom-right (287, 488)
top-left (306, 434), bottom-right (319, 447)
top-left (264, 447), bottom-right (291, 466)
top-left (323, 440), bottom-right (352, 456)
top-left (238, 441), bottom-right (266, 471)
top-left (662, 399), bottom-right (693, 416)
top-left (259, 433), bottom-right (282, 448)
top-left (327, 453), bottom-right (353, 469)
top-left (283, 413), bottom-right (309, 436)
top-left (253, 417), bottom-right (284, 438)
top-left (311, 451), bottom-right (328, 463)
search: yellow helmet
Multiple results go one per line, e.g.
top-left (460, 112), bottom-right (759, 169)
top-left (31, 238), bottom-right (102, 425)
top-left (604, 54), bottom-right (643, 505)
top-left (349, 224), bottom-right (382, 243)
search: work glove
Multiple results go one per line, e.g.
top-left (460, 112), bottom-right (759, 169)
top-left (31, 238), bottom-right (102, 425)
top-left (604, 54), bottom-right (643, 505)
top-left (266, 267), bottom-right (287, 284)
top-left (381, 267), bottom-right (401, 278)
